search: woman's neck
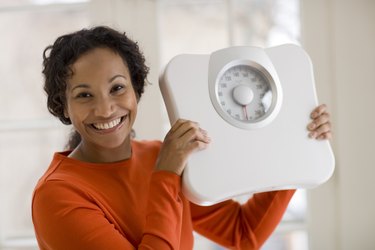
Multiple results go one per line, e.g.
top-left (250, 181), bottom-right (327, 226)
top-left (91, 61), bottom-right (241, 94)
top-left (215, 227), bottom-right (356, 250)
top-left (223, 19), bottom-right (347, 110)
top-left (69, 136), bottom-right (132, 163)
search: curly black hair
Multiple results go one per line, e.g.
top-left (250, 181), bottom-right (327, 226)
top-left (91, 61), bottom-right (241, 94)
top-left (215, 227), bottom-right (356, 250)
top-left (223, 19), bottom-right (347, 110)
top-left (43, 26), bottom-right (149, 125)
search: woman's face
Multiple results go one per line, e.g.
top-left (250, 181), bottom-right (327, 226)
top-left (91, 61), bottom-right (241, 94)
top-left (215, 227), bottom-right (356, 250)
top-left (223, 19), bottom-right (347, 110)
top-left (64, 47), bottom-right (138, 150)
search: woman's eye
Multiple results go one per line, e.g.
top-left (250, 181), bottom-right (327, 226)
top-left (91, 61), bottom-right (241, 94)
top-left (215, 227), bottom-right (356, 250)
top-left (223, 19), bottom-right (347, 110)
top-left (111, 84), bottom-right (125, 93)
top-left (76, 92), bottom-right (92, 98)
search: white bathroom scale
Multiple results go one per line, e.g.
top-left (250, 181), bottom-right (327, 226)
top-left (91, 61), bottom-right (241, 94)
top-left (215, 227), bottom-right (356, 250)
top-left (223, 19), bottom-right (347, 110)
top-left (159, 44), bottom-right (335, 206)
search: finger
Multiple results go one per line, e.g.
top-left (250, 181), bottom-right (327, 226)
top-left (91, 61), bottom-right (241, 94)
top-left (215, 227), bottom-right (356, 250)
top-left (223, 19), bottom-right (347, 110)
top-left (310, 104), bottom-right (327, 119)
top-left (173, 120), bottom-right (200, 138)
top-left (307, 113), bottom-right (330, 131)
top-left (309, 123), bottom-right (331, 139)
top-left (195, 128), bottom-right (211, 143)
top-left (185, 139), bottom-right (210, 154)
top-left (167, 119), bottom-right (197, 139)
top-left (317, 131), bottom-right (332, 140)
top-left (169, 119), bottom-right (189, 134)
top-left (180, 126), bottom-right (211, 144)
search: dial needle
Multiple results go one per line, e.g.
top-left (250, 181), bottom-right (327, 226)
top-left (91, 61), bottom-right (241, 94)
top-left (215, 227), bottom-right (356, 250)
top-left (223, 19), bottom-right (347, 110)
top-left (242, 105), bottom-right (249, 120)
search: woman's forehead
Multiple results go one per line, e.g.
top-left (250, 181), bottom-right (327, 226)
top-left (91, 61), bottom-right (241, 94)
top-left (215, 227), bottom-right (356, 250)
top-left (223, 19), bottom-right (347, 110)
top-left (69, 48), bottom-right (130, 78)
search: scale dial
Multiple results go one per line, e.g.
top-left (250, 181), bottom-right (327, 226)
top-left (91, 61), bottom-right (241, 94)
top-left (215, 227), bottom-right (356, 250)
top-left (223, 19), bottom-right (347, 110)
top-left (217, 64), bottom-right (272, 122)
top-left (211, 60), bottom-right (281, 130)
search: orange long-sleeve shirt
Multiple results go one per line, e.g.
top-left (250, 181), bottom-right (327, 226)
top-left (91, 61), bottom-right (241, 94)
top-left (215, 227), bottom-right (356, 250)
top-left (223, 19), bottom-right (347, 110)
top-left (32, 140), bottom-right (295, 250)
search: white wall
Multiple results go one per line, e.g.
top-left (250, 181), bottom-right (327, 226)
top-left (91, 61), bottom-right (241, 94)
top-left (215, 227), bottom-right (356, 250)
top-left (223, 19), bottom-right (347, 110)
top-left (301, 0), bottom-right (375, 249)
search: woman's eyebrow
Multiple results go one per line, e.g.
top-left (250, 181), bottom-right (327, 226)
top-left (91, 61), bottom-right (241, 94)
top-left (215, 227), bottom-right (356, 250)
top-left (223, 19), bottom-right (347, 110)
top-left (109, 74), bottom-right (127, 82)
top-left (70, 75), bottom-right (126, 92)
top-left (71, 83), bottom-right (90, 92)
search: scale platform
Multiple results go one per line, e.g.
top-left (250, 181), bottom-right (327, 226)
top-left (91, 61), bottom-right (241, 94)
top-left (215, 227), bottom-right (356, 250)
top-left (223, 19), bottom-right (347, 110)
top-left (159, 44), bottom-right (335, 205)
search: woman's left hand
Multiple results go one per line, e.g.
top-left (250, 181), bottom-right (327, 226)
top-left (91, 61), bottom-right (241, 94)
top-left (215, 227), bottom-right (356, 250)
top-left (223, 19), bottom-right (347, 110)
top-left (307, 104), bottom-right (332, 140)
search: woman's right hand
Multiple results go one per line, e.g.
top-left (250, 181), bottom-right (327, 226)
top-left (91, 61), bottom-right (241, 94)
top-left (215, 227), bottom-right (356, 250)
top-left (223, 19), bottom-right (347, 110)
top-left (156, 119), bottom-right (211, 176)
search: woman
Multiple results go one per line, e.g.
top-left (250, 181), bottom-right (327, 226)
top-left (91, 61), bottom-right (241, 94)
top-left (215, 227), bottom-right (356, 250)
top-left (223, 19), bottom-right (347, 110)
top-left (32, 26), bottom-right (332, 250)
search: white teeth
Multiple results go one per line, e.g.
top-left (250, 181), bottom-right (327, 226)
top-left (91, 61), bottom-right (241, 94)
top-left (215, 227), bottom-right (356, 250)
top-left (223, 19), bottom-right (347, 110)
top-left (93, 117), bottom-right (122, 130)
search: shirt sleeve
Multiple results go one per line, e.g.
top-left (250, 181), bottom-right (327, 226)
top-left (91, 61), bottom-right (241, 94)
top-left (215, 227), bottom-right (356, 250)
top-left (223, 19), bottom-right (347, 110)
top-left (32, 171), bottom-right (183, 250)
top-left (190, 190), bottom-right (295, 250)
top-left (141, 171), bottom-right (183, 249)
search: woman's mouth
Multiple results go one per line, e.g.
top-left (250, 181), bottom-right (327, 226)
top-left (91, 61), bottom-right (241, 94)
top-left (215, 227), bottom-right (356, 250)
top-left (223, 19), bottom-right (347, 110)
top-left (91, 115), bottom-right (127, 131)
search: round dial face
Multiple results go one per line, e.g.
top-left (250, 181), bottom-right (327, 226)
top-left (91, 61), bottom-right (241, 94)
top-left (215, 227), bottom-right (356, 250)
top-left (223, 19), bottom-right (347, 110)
top-left (216, 64), bottom-right (273, 123)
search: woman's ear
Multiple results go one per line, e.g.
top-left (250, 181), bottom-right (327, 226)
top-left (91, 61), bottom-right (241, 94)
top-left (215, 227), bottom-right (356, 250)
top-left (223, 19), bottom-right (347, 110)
top-left (64, 109), bottom-right (69, 119)
top-left (136, 93), bottom-right (141, 103)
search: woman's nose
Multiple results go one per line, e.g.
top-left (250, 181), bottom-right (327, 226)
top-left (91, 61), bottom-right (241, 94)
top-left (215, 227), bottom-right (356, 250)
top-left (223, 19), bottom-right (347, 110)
top-left (93, 96), bottom-right (115, 118)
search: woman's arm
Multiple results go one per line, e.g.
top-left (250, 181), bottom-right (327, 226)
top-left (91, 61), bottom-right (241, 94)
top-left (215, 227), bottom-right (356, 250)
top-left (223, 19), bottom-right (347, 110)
top-left (191, 190), bottom-right (295, 249)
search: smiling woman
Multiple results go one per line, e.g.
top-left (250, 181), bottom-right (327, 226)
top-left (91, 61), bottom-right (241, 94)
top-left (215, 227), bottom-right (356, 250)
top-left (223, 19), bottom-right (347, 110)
top-left (64, 48), bottom-right (138, 162)
top-left (32, 26), bottom-right (212, 249)
top-left (41, 27), bottom-right (149, 162)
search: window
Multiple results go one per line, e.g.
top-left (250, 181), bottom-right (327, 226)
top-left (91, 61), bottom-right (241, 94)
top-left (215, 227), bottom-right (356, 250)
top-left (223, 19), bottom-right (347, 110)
top-left (0, 1), bottom-right (89, 249)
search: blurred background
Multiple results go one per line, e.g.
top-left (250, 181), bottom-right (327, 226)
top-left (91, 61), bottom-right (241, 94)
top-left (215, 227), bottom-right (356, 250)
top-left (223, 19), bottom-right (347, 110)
top-left (0, 0), bottom-right (374, 249)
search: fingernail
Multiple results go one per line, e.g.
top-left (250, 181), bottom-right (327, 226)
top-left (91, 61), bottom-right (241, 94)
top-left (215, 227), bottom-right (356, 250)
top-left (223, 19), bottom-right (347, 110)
top-left (309, 132), bottom-right (316, 138)
top-left (309, 123), bottom-right (316, 129)
top-left (311, 112), bottom-right (318, 118)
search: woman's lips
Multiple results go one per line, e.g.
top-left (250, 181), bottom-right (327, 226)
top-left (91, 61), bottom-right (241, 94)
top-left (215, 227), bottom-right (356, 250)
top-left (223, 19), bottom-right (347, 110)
top-left (90, 115), bottom-right (127, 133)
